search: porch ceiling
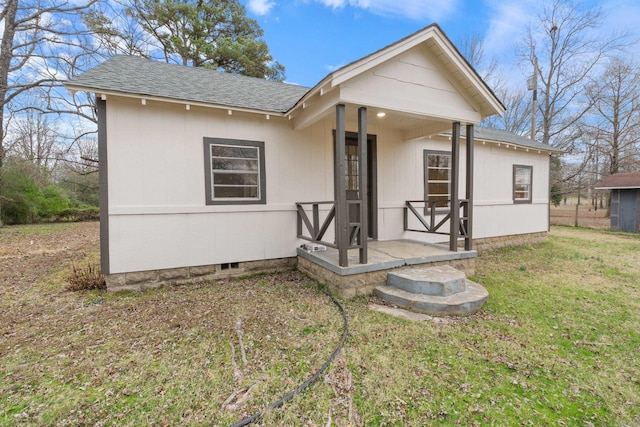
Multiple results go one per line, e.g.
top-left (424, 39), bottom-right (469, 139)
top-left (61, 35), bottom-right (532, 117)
top-left (344, 105), bottom-right (454, 138)
top-left (302, 101), bottom-right (456, 140)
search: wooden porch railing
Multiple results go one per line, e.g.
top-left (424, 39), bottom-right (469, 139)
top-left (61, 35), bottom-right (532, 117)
top-left (296, 201), bottom-right (337, 248)
top-left (404, 199), bottom-right (471, 248)
top-left (296, 200), bottom-right (365, 250)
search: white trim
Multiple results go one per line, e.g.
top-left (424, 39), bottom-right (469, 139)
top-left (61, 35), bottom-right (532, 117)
top-left (109, 204), bottom-right (298, 215)
top-left (64, 86), bottom-right (288, 118)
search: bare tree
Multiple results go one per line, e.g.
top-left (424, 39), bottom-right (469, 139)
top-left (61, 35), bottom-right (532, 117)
top-left (482, 88), bottom-right (532, 135)
top-left (9, 109), bottom-right (59, 171)
top-left (0, 0), bottom-right (97, 226)
top-left (458, 35), bottom-right (533, 135)
top-left (518, 0), bottom-right (631, 206)
top-left (521, 0), bottom-right (626, 149)
top-left (584, 56), bottom-right (640, 176)
top-left (457, 34), bottom-right (501, 86)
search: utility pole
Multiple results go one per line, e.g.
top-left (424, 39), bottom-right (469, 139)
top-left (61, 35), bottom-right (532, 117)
top-left (528, 56), bottom-right (538, 141)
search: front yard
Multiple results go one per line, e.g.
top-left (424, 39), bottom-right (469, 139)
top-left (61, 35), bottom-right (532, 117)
top-left (1, 223), bottom-right (638, 426)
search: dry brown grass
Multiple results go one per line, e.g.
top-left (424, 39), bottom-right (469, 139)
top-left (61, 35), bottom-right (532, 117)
top-left (1, 222), bottom-right (639, 426)
top-left (550, 203), bottom-right (609, 228)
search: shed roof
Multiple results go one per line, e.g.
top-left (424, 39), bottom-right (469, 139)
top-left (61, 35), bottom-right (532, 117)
top-left (594, 172), bottom-right (640, 189)
top-left (67, 55), bottom-right (310, 113)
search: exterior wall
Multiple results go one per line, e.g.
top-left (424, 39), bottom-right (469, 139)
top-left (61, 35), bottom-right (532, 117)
top-left (610, 188), bottom-right (640, 232)
top-left (105, 97), bottom-right (334, 274)
top-left (340, 45), bottom-right (482, 124)
top-left (104, 96), bottom-right (551, 276)
top-left (106, 257), bottom-right (297, 292)
top-left (472, 144), bottom-right (550, 239)
top-left (381, 135), bottom-right (550, 245)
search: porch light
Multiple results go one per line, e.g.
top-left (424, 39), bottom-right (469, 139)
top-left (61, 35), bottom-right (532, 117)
top-left (376, 112), bottom-right (386, 118)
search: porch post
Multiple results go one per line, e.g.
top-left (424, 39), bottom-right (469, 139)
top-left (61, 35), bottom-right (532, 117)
top-left (465, 124), bottom-right (474, 251)
top-left (358, 107), bottom-right (368, 264)
top-left (450, 122), bottom-right (461, 252)
top-left (335, 104), bottom-right (349, 267)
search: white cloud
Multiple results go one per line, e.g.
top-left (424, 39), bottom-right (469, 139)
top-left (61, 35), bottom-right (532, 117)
top-left (325, 63), bottom-right (346, 72)
top-left (247, 0), bottom-right (277, 15)
top-left (313, 0), bottom-right (459, 22)
top-left (482, 0), bottom-right (536, 61)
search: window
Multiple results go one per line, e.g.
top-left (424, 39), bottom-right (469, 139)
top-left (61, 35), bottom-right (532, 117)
top-left (424, 150), bottom-right (451, 209)
top-left (345, 143), bottom-right (359, 194)
top-left (513, 165), bottom-right (532, 204)
top-left (204, 138), bottom-right (266, 205)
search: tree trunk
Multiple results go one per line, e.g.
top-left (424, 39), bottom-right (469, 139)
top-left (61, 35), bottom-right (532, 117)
top-left (0, 0), bottom-right (19, 227)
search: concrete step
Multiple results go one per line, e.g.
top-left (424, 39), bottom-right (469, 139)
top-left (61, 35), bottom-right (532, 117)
top-left (375, 279), bottom-right (488, 316)
top-left (387, 265), bottom-right (466, 296)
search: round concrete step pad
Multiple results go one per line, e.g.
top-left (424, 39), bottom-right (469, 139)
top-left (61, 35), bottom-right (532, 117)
top-left (374, 279), bottom-right (488, 316)
top-left (387, 265), bottom-right (467, 296)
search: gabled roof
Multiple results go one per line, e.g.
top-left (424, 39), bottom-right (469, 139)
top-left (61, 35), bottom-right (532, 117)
top-left (67, 24), bottom-right (504, 122)
top-left (290, 23), bottom-right (505, 120)
top-left (595, 172), bottom-right (640, 189)
top-left (66, 55), bottom-right (310, 114)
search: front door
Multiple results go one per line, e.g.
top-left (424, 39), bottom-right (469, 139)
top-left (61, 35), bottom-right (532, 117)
top-left (335, 132), bottom-right (377, 239)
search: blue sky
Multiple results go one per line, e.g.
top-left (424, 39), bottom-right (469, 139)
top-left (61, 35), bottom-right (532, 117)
top-left (242, 0), bottom-right (640, 89)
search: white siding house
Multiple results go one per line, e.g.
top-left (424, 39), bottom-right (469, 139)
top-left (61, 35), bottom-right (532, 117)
top-left (67, 24), bottom-right (560, 292)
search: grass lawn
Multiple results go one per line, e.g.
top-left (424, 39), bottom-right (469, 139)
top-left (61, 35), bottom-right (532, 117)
top-left (1, 223), bottom-right (639, 426)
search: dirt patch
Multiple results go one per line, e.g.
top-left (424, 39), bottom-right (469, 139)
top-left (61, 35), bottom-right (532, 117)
top-left (0, 222), bottom-right (345, 426)
top-left (0, 222), bottom-right (100, 293)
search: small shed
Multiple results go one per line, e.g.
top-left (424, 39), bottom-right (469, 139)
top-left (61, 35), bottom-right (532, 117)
top-left (595, 172), bottom-right (640, 233)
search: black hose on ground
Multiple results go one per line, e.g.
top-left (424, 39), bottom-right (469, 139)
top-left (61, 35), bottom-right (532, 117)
top-left (230, 289), bottom-right (348, 427)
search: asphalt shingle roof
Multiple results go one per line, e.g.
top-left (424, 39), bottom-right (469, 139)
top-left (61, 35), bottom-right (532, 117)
top-left (595, 172), bottom-right (640, 189)
top-left (68, 55), bottom-right (310, 113)
top-left (68, 55), bottom-right (559, 154)
top-left (460, 126), bottom-right (562, 153)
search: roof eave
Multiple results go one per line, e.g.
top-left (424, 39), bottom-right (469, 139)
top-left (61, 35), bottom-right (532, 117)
top-left (65, 84), bottom-right (288, 117)
top-left (287, 24), bottom-right (506, 120)
top-left (595, 185), bottom-right (640, 190)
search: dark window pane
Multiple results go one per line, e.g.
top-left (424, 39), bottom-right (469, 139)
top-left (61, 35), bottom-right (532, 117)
top-left (428, 154), bottom-right (450, 168)
top-left (430, 182), bottom-right (449, 195)
top-left (214, 172), bottom-right (258, 186)
top-left (214, 186), bottom-right (258, 198)
top-left (211, 146), bottom-right (258, 159)
top-left (428, 168), bottom-right (450, 181)
top-left (427, 195), bottom-right (449, 208)
top-left (211, 158), bottom-right (258, 171)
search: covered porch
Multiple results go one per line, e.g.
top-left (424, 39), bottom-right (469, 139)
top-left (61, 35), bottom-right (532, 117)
top-left (289, 25), bottom-right (505, 297)
top-left (295, 105), bottom-right (477, 266)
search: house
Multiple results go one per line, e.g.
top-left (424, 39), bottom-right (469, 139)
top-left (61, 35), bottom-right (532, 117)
top-left (595, 172), bottom-right (640, 233)
top-left (66, 24), bottom-right (561, 296)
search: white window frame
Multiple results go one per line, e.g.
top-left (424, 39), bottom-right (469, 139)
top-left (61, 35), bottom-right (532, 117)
top-left (203, 138), bottom-right (266, 205)
top-left (424, 150), bottom-right (452, 212)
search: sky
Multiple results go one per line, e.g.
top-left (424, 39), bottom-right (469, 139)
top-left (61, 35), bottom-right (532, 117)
top-left (241, 0), bottom-right (640, 89)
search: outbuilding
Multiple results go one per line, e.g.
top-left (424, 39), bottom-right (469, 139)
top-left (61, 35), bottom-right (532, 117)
top-left (595, 172), bottom-right (640, 233)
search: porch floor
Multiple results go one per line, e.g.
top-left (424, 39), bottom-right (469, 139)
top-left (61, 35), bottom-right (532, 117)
top-left (297, 239), bottom-right (477, 276)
